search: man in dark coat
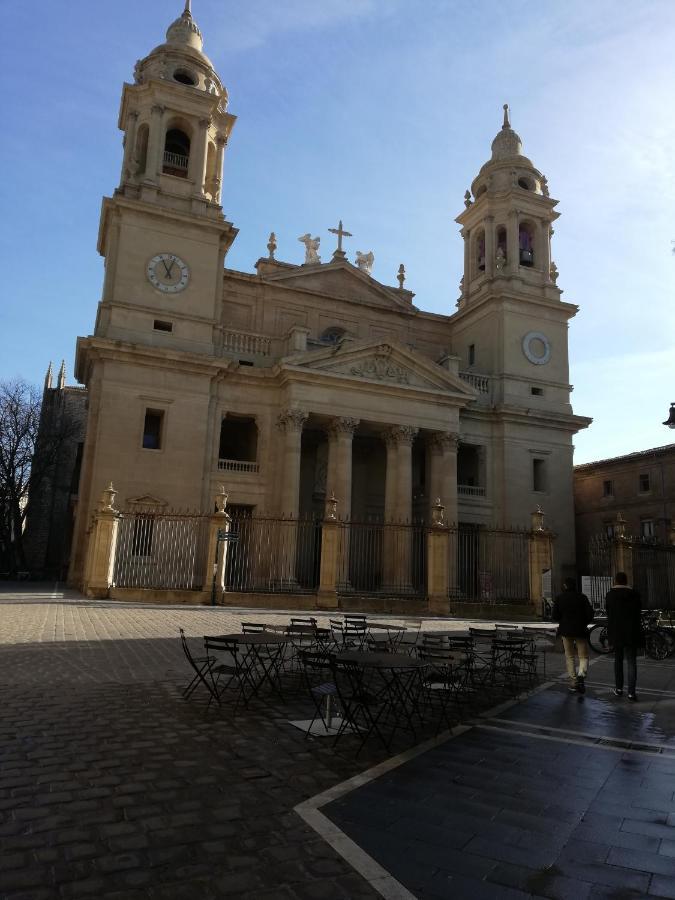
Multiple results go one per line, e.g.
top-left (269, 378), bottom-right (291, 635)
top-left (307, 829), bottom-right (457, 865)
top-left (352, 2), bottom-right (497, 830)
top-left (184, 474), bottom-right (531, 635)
top-left (552, 578), bottom-right (594, 693)
top-left (605, 571), bottom-right (642, 701)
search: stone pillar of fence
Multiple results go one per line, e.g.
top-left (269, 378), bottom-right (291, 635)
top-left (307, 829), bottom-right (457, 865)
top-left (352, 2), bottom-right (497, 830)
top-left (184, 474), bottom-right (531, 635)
top-left (317, 493), bottom-right (340, 609)
top-left (205, 486), bottom-right (231, 602)
top-left (427, 498), bottom-right (450, 615)
top-left (83, 484), bottom-right (121, 599)
top-left (528, 506), bottom-right (553, 616)
top-left (612, 512), bottom-right (633, 583)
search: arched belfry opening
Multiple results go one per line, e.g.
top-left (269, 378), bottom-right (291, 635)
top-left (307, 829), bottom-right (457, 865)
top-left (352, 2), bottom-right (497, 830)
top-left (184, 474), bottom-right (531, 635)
top-left (134, 124), bottom-right (149, 177)
top-left (475, 228), bottom-right (486, 274)
top-left (519, 222), bottom-right (535, 267)
top-left (163, 128), bottom-right (191, 177)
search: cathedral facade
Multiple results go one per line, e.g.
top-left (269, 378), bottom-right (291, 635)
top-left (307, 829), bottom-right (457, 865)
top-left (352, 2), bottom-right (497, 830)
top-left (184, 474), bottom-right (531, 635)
top-left (68, 2), bottom-right (591, 591)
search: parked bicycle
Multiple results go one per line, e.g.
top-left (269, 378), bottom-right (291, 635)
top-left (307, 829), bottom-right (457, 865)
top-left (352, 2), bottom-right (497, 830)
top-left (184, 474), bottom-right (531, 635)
top-left (588, 610), bottom-right (675, 660)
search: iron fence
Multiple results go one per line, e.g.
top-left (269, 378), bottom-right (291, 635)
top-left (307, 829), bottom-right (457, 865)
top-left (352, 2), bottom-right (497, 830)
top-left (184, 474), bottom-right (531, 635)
top-left (336, 520), bottom-right (427, 598)
top-left (224, 514), bottom-right (321, 593)
top-left (114, 511), bottom-right (210, 590)
top-left (585, 535), bottom-right (675, 611)
top-left (449, 524), bottom-right (531, 604)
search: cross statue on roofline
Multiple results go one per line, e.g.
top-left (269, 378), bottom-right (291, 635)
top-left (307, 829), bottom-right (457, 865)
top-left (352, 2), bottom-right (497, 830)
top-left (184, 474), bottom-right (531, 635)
top-left (329, 219), bottom-right (352, 260)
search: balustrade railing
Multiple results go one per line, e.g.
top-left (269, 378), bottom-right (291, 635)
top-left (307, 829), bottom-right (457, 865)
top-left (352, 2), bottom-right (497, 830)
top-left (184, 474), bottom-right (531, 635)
top-left (459, 371), bottom-right (490, 393)
top-left (217, 459), bottom-right (259, 473)
top-left (222, 330), bottom-right (272, 357)
top-left (162, 151), bottom-right (189, 171)
top-left (458, 484), bottom-right (486, 498)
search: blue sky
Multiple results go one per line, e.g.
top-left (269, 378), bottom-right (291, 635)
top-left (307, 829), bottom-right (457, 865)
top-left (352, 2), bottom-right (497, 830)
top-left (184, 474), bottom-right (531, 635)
top-left (1, 0), bottom-right (674, 464)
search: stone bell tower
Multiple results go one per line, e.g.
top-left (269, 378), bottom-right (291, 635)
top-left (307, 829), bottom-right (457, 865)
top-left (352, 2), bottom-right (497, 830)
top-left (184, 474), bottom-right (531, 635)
top-left (451, 105), bottom-right (590, 575)
top-left (95, 0), bottom-right (237, 338)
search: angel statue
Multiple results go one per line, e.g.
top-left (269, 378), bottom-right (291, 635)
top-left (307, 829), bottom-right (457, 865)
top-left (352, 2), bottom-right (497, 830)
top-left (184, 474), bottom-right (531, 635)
top-left (355, 250), bottom-right (374, 275)
top-left (298, 234), bottom-right (321, 265)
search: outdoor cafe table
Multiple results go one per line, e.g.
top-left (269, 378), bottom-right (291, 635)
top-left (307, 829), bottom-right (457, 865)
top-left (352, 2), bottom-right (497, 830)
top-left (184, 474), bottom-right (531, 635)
top-left (336, 650), bottom-right (427, 740)
top-left (212, 632), bottom-right (290, 699)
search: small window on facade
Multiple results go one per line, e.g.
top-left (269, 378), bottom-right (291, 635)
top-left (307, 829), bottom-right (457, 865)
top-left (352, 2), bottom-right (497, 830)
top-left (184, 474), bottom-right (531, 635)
top-left (605, 522), bottom-right (615, 539)
top-left (641, 519), bottom-right (655, 539)
top-left (142, 410), bottom-right (163, 450)
top-left (320, 326), bottom-right (346, 345)
top-left (531, 386), bottom-right (544, 396)
top-left (468, 344), bottom-right (475, 366)
top-left (132, 515), bottom-right (154, 556)
top-left (153, 319), bottom-right (173, 333)
top-left (639, 473), bottom-right (650, 493)
top-left (602, 479), bottom-right (613, 498)
top-left (532, 458), bottom-right (546, 492)
top-left (238, 360), bottom-right (254, 367)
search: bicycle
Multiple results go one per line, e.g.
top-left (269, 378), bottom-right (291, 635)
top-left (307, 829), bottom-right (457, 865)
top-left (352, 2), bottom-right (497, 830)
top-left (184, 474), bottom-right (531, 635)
top-left (588, 611), bottom-right (675, 660)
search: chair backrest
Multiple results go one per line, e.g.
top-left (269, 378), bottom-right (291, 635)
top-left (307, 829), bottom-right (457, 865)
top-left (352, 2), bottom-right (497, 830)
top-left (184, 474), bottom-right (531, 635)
top-left (422, 633), bottom-right (446, 648)
top-left (299, 649), bottom-right (335, 674)
top-left (204, 635), bottom-right (239, 668)
top-left (366, 636), bottom-right (390, 653)
top-left (291, 616), bottom-right (317, 628)
top-left (241, 622), bottom-right (266, 633)
top-left (180, 628), bottom-right (200, 670)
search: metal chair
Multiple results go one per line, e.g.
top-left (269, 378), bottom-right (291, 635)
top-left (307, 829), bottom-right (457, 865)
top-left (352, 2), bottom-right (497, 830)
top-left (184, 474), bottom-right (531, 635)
top-left (330, 658), bottom-right (390, 756)
top-left (203, 635), bottom-right (257, 712)
top-left (179, 628), bottom-right (215, 700)
top-left (419, 647), bottom-right (469, 733)
top-left (298, 649), bottom-right (338, 737)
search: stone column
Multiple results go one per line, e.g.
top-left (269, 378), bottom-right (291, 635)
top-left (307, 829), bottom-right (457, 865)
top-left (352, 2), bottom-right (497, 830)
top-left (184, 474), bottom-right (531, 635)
top-left (83, 484), bottom-right (121, 599)
top-left (146, 104), bottom-right (165, 183)
top-left (214, 136), bottom-right (227, 204)
top-left (539, 218), bottom-right (551, 279)
top-left (190, 118), bottom-right (210, 196)
top-left (205, 486), bottom-right (231, 603)
top-left (528, 506), bottom-right (554, 617)
top-left (275, 408), bottom-right (308, 587)
top-left (461, 228), bottom-right (470, 299)
top-left (428, 432), bottom-right (459, 526)
top-left (383, 425), bottom-right (418, 590)
top-left (121, 111), bottom-right (138, 184)
top-left (484, 215), bottom-right (495, 278)
top-left (325, 417), bottom-right (358, 589)
top-left (507, 209), bottom-right (519, 274)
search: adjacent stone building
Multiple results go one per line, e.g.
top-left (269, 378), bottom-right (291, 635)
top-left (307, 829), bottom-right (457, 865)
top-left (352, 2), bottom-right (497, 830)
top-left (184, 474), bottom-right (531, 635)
top-left (68, 3), bottom-right (591, 591)
top-left (574, 444), bottom-right (675, 573)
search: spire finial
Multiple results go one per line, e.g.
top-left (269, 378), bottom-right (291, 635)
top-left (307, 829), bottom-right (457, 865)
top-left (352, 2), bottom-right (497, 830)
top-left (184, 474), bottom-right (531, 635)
top-left (502, 103), bottom-right (510, 129)
top-left (184, 0), bottom-right (192, 14)
top-left (44, 361), bottom-right (53, 391)
top-left (57, 360), bottom-right (66, 390)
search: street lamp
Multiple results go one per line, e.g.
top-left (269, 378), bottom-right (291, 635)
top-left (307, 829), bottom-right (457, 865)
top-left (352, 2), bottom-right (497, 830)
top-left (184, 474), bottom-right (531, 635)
top-left (663, 403), bottom-right (675, 429)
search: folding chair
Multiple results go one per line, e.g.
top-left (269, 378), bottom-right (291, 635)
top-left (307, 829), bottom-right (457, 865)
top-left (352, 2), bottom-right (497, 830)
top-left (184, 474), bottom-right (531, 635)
top-left (203, 636), bottom-right (256, 712)
top-left (419, 647), bottom-right (468, 733)
top-left (241, 622), bottom-right (268, 633)
top-left (331, 658), bottom-right (390, 756)
top-left (179, 628), bottom-right (215, 700)
top-left (398, 619), bottom-right (422, 653)
top-left (298, 649), bottom-right (338, 737)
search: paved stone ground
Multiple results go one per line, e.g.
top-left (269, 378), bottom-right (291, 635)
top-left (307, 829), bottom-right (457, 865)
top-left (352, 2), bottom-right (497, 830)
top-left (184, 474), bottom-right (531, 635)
top-left (0, 582), bottom-right (558, 900)
top-left (326, 656), bottom-right (675, 899)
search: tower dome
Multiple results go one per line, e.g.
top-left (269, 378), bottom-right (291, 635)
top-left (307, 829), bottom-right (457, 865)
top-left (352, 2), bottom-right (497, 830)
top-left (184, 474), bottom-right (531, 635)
top-left (490, 104), bottom-right (524, 161)
top-left (166, 2), bottom-right (203, 52)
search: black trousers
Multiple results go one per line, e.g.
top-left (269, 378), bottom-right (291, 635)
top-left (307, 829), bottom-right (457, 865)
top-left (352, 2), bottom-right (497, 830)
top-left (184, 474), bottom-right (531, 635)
top-left (614, 645), bottom-right (637, 695)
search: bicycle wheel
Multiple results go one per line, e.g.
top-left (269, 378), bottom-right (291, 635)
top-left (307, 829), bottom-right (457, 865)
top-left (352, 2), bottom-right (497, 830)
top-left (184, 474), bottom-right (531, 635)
top-left (644, 629), bottom-right (670, 661)
top-left (588, 624), bottom-right (611, 654)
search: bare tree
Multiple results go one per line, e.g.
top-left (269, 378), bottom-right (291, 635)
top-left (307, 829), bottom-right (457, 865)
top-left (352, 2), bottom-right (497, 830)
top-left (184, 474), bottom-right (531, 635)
top-left (0, 379), bottom-right (75, 575)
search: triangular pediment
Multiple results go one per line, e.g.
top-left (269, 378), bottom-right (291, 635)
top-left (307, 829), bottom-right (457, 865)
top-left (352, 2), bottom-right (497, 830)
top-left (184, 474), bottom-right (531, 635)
top-left (279, 339), bottom-right (477, 397)
top-left (126, 494), bottom-right (169, 509)
top-left (261, 260), bottom-right (416, 311)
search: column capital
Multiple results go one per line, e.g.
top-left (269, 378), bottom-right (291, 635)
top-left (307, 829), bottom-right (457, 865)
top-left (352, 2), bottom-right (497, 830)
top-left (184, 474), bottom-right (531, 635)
top-left (216, 135), bottom-right (228, 148)
top-left (384, 424), bottom-right (418, 447)
top-left (326, 416), bottom-right (359, 438)
top-left (151, 104), bottom-right (165, 116)
top-left (198, 117), bottom-right (211, 129)
top-left (276, 408), bottom-right (308, 433)
top-left (429, 431), bottom-right (459, 453)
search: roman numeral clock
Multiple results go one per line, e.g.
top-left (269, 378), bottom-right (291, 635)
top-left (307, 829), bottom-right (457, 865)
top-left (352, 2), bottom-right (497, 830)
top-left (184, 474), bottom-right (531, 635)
top-left (146, 253), bottom-right (190, 294)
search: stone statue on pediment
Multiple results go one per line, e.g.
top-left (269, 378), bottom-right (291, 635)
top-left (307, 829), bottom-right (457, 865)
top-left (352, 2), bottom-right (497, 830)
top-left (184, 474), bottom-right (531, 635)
top-left (298, 234), bottom-right (321, 265)
top-left (355, 250), bottom-right (374, 275)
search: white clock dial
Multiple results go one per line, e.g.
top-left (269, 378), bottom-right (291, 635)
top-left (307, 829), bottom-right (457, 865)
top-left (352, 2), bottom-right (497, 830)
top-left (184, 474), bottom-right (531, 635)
top-left (522, 331), bottom-right (551, 365)
top-left (147, 253), bottom-right (190, 294)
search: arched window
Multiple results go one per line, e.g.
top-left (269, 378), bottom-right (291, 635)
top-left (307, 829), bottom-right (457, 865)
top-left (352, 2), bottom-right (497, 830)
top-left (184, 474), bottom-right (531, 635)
top-left (320, 326), bottom-right (346, 345)
top-left (519, 222), bottom-right (535, 267)
top-left (475, 229), bottom-right (485, 273)
top-left (134, 123), bottom-right (149, 176)
top-left (496, 226), bottom-right (507, 265)
top-left (163, 128), bottom-right (191, 177)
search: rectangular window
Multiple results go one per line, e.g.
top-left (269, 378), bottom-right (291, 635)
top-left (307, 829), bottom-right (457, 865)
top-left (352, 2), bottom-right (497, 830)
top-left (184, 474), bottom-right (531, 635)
top-left (153, 319), bottom-right (173, 333)
top-left (142, 410), bottom-right (163, 450)
top-left (602, 479), bottom-right (613, 497)
top-left (531, 387), bottom-right (544, 396)
top-left (605, 522), bottom-right (615, 539)
top-left (132, 515), bottom-right (154, 556)
top-left (641, 519), bottom-right (655, 539)
top-left (639, 473), bottom-right (650, 493)
top-left (532, 458), bottom-right (546, 492)
top-left (468, 344), bottom-right (475, 366)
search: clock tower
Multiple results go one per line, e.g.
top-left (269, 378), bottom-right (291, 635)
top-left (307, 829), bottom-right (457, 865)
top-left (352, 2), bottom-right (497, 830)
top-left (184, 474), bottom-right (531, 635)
top-left (95, 0), bottom-right (237, 341)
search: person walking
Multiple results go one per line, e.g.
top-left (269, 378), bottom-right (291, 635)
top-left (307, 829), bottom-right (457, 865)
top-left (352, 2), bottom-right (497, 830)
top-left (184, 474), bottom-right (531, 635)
top-left (605, 571), bottom-right (642, 701)
top-left (552, 578), bottom-right (594, 693)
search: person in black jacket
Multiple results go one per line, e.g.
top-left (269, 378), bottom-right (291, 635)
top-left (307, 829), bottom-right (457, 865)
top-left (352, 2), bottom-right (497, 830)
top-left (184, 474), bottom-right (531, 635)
top-left (552, 578), bottom-right (594, 693)
top-left (605, 571), bottom-right (642, 701)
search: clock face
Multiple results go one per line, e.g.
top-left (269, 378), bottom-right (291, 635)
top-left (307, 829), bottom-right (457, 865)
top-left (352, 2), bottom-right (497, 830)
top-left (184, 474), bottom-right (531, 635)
top-left (147, 253), bottom-right (190, 294)
top-left (522, 331), bottom-right (551, 365)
